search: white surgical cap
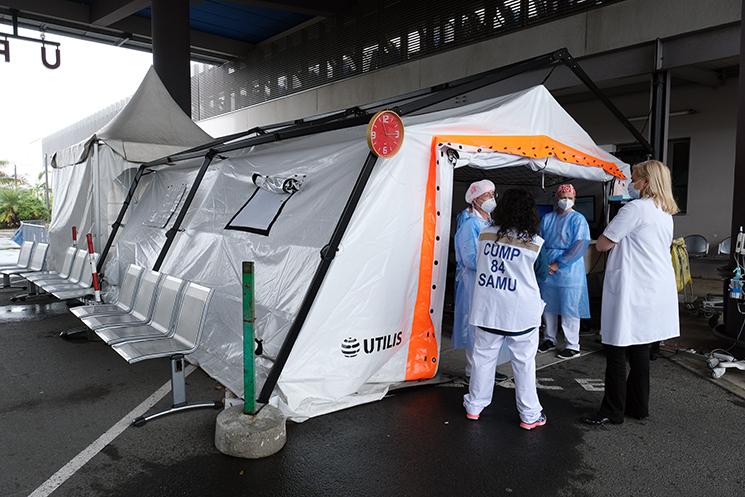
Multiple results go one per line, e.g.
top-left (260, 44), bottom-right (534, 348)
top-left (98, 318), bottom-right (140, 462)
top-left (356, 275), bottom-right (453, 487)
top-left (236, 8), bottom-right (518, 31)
top-left (465, 180), bottom-right (495, 204)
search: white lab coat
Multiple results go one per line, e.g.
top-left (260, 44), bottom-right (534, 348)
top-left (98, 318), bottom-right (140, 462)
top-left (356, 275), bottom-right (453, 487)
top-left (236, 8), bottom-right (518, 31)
top-left (600, 198), bottom-right (680, 346)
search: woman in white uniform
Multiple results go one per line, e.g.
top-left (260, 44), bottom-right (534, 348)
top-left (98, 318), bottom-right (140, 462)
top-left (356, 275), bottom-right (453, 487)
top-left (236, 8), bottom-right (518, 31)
top-left (464, 189), bottom-right (550, 430)
top-left (584, 160), bottom-right (680, 425)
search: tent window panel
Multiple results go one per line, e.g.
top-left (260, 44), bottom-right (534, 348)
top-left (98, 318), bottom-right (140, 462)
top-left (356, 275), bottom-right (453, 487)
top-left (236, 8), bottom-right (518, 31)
top-left (143, 183), bottom-right (188, 229)
top-left (225, 188), bottom-right (294, 236)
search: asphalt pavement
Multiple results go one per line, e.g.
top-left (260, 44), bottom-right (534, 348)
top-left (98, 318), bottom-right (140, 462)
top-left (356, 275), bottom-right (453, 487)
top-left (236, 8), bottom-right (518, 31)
top-left (2, 283), bottom-right (745, 497)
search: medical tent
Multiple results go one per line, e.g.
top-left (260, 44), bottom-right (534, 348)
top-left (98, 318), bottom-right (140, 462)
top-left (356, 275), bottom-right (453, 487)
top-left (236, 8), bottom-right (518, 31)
top-left (101, 84), bottom-right (630, 420)
top-left (47, 67), bottom-right (212, 272)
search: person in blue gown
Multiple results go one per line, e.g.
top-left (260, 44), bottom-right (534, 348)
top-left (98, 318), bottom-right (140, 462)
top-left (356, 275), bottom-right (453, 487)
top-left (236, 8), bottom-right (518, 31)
top-left (537, 183), bottom-right (591, 359)
top-left (454, 180), bottom-right (496, 376)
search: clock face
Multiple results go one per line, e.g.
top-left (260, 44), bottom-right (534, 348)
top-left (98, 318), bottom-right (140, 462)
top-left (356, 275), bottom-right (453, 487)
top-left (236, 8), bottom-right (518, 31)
top-left (367, 110), bottom-right (404, 158)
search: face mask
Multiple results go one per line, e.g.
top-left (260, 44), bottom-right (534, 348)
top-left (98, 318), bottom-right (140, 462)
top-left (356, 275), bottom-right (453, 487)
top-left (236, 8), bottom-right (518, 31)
top-left (480, 197), bottom-right (497, 213)
top-left (557, 198), bottom-right (574, 211)
top-left (628, 182), bottom-right (641, 199)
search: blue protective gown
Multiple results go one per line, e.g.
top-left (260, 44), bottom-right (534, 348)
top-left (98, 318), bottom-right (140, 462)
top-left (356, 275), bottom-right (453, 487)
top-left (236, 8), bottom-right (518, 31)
top-left (453, 208), bottom-right (490, 349)
top-left (538, 209), bottom-right (591, 318)
top-left (455, 208), bottom-right (471, 231)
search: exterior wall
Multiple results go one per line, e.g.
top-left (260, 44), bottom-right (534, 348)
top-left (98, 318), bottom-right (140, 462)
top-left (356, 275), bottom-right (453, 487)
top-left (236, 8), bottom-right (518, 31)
top-left (192, 0), bottom-right (740, 248)
top-left (196, 0), bottom-right (741, 136)
top-left (564, 79), bottom-right (738, 245)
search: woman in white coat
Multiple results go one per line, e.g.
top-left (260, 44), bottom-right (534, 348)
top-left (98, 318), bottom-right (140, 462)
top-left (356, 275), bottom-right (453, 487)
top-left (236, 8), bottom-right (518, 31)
top-left (584, 160), bottom-right (680, 425)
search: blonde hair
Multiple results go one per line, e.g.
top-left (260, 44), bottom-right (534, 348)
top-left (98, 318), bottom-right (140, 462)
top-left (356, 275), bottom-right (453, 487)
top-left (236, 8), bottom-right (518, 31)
top-left (634, 160), bottom-right (680, 215)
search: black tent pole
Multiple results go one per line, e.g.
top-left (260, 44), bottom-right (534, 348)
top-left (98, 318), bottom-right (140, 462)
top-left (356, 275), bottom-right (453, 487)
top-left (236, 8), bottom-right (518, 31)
top-left (556, 49), bottom-right (653, 156)
top-left (152, 150), bottom-right (217, 272)
top-left (97, 164), bottom-right (148, 274)
top-left (257, 152), bottom-right (379, 403)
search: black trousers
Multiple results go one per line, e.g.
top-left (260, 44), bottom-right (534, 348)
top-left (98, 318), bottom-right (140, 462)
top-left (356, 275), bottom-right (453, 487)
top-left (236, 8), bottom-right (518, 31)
top-left (598, 344), bottom-right (651, 423)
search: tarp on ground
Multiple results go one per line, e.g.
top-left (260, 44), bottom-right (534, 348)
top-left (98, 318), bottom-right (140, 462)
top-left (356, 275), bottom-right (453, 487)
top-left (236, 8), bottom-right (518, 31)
top-left (104, 85), bottom-right (629, 420)
top-left (47, 67), bottom-right (211, 271)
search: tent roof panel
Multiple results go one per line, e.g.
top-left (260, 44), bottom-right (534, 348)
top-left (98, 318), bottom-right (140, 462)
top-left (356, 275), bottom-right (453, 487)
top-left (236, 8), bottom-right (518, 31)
top-left (52, 66), bottom-right (212, 167)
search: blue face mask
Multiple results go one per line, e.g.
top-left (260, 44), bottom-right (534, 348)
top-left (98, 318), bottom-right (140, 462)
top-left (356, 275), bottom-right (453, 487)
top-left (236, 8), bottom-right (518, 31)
top-left (628, 181), bottom-right (641, 199)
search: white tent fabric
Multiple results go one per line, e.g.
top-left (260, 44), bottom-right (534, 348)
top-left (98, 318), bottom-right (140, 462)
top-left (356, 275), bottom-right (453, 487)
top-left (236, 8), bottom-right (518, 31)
top-left (47, 67), bottom-right (211, 271)
top-left (104, 85), bottom-right (628, 420)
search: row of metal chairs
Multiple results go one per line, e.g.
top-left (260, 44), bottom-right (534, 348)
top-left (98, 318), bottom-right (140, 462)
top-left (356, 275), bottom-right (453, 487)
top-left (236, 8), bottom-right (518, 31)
top-left (0, 241), bottom-right (49, 288)
top-left (21, 246), bottom-right (98, 300)
top-left (0, 241), bottom-right (101, 302)
top-left (684, 234), bottom-right (730, 258)
top-left (72, 264), bottom-right (219, 425)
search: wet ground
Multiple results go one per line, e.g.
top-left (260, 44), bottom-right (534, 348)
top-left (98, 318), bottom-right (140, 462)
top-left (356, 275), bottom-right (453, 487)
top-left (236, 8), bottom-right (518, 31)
top-left (2, 278), bottom-right (745, 497)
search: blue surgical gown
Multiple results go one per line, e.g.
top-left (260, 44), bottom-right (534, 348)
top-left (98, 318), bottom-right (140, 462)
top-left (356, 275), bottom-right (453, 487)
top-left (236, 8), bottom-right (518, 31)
top-left (539, 210), bottom-right (591, 319)
top-left (453, 209), bottom-right (489, 349)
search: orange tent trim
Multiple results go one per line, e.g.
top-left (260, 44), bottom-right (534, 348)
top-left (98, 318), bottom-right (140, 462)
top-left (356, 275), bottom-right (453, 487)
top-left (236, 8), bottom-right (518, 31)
top-left (434, 134), bottom-right (626, 180)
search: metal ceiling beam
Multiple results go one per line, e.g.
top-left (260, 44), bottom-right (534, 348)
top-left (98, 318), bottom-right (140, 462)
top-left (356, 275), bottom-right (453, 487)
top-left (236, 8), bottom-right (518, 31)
top-left (671, 66), bottom-right (723, 88)
top-left (91, 0), bottom-right (151, 26)
top-left (0, 0), bottom-right (252, 61)
top-left (112, 15), bottom-right (253, 59)
top-left (226, 0), bottom-right (352, 17)
top-left (0, 0), bottom-right (89, 24)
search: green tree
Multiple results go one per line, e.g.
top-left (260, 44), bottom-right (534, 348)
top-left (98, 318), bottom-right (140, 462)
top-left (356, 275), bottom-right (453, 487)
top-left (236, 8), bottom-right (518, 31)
top-left (0, 188), bottom-right (22, 226)
top-left (0, 160), bottom-right (15, 187)
top-left (0, 187), bottom-right (50, 227)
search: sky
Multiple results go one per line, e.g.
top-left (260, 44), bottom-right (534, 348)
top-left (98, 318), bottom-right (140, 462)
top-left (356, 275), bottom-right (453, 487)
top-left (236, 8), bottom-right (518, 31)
top-left (0, 28), bottom-right (154, 182)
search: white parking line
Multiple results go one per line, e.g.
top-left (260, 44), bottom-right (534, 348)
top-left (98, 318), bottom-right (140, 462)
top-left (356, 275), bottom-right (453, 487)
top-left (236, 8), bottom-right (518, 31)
top-left (27, 366), bottom-right (196, 497)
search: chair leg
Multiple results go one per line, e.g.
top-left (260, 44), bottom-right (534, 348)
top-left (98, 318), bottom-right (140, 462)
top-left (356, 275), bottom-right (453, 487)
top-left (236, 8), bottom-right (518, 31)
top-left (11, 284), bottom-right (52, 303)
top-left (132, 355), bottom-right (222, 427)
top-left (59, 327), bottom-right (90, 339)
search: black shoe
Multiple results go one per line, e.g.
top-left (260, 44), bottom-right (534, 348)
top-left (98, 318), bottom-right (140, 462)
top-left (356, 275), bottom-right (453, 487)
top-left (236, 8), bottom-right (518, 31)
top-left (538, 339), bottom-right (555, 353)
top-left (557, 348), bottom-right (580, 360)
top-left (495, 372), bottom-right (508, 382)
top-left (582, 413), bottom-right (623, 426)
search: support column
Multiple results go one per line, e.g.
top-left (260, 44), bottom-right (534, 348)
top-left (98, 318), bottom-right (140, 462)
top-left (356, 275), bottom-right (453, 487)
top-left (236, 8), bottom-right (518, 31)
top-left (151, 0), bottom-right (191, 116)
top-left (650, 39), bottom-right (670, 162)
top-left (724, 0), bottom-right (745, 339)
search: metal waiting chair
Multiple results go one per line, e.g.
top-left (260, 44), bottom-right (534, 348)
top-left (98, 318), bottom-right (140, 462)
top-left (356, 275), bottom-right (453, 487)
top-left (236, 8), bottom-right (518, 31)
top-left (70, 265), bottom-right (145, 318)
top-left (684, 234), bottom-right (710, 258)
top-left (49, 253), bottom-right (99, 299)
top-left (110, 282), bottom-right (218, 426)
top-left (32, 250), bottom-right (88, 290)
top-left (12, 247), bottom-right (79, 302)
top-left (79, 270), bottom-right (163, 330)
top-left (1, 242), bottom-right (49, 283)
top-left (1, 241), bottom-right (35, 287)
top-left (717, 237), bottom-right (731, 256)
top-left (40, 252), bottom-right (95, 294)
top-left (0, 240), bottom-right (33, 270)
top-left (24, 247), bottom-right (77, 282)
top-left (94, 275), bottom-right (186, 345)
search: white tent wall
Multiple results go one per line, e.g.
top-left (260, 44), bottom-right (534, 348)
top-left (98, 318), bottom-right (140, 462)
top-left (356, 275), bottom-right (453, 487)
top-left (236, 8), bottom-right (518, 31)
top-left (103, 85), bottom-right (628, 420)
top-left (47, 66), bottom-right (212, 274)
top-left (106, 131), bottom-right (371, 407)
top-left (48, 144), bottom-right (139, 272)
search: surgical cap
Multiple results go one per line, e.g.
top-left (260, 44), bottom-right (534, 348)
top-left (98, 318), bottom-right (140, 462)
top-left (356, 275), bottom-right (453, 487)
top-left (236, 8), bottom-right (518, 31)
top-left (556, 184), bottom-right (576, 196)
top-left (465, 180), bottom-right (495, 204)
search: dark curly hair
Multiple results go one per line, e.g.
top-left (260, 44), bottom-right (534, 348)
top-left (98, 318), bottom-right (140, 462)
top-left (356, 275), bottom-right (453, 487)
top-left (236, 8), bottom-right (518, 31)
top-left (490, 188), bottom-right (539, 242)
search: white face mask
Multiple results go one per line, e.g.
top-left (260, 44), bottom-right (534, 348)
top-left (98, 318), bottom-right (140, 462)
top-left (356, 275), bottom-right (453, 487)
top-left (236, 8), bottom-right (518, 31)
top-left (480, 197), bottom-right (497, 213)
top-left (557, 198), bottom-right (574, 211)
top-left (628, 181), bottom-right (641, 199)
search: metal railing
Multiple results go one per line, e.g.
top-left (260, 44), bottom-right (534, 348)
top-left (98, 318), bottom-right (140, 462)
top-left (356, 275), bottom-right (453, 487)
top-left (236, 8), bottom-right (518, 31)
top-left (191, 0), bottom-right (628, 121)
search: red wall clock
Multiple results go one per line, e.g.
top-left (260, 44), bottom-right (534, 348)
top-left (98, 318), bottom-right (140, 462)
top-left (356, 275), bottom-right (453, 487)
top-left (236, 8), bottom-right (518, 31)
top-left (367, 110), bottom-right (404, 158)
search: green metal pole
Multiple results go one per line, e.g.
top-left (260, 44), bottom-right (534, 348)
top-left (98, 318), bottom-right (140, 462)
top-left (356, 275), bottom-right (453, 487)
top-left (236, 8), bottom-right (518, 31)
top-left (242, 261), bottom-right (256, 415)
